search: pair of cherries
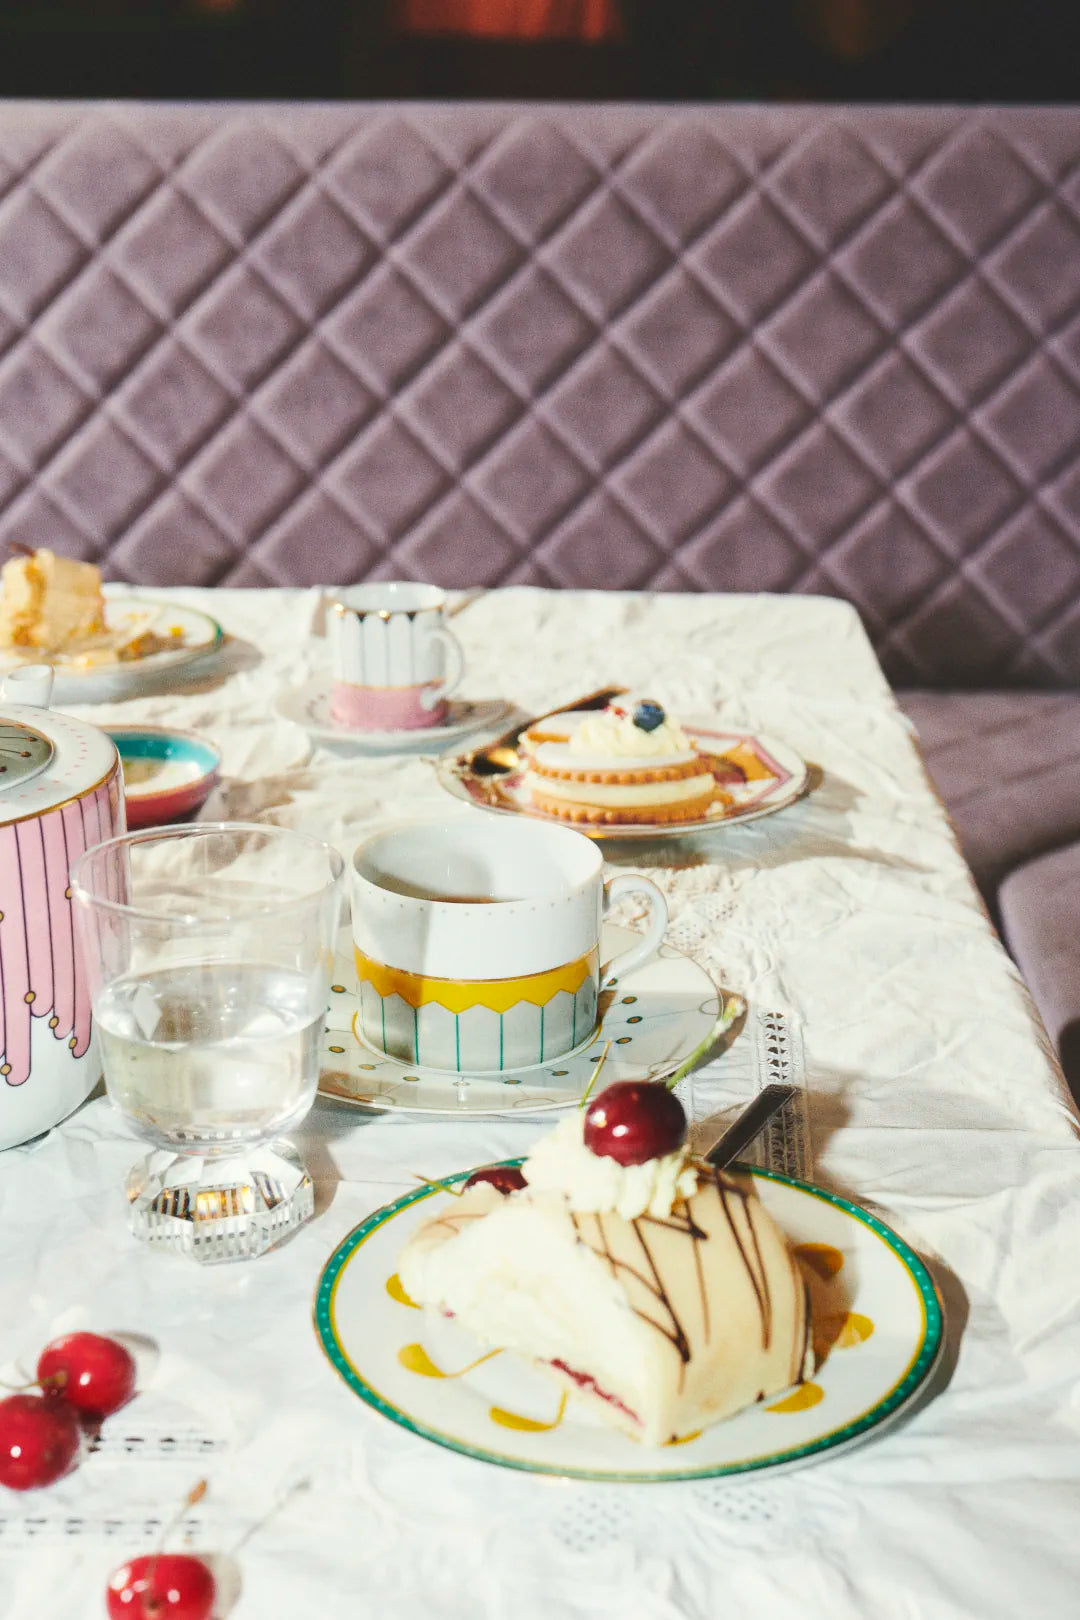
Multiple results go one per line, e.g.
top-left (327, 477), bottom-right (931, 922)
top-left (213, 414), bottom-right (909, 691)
top-left (0, 1332), bottom-right (215, 1619)
top-left (0, 1331), bottom-right (137, 1492)
top-left (465, 1079), bottom-right (687, 1197)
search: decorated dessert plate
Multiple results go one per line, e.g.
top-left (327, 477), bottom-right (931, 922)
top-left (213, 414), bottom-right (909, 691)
top-left (315, 1166), bottom-right (944, 1482)
top-left (275, 678), bottom-right (510, 754)
top-left (0, 597), bottom-right (223, 704)
top-left (318, 925), bottom-right (725, 1115)
top-left (108, 726), bottom-right (221, 829)
top-left (436, 725), bottom-right (811, 840)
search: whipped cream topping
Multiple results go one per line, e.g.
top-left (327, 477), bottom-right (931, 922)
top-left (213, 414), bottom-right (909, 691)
top-left (569, 707), bottom-right (694, 760)
top-left (522, 1111), bottom-right (698, 1220)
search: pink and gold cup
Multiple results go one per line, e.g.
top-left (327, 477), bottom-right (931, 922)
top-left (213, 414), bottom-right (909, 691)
top-left (328, 582), bottom-right (465, 731)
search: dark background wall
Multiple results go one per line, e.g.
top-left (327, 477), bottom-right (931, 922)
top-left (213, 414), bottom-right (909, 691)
top-left (0, 1), bottom-right (1077, 104)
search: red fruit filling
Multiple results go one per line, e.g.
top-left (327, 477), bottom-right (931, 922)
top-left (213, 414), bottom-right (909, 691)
top-left (549, 1360), bottom-right (641, 1426)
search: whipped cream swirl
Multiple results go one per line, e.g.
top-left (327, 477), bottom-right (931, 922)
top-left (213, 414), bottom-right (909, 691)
top-left (523, 1112), bottom-right (698, 1220)
top-left (570, 707), bottom-right (693, 760)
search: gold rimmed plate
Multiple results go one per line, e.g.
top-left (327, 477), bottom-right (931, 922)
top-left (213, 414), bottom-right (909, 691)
top-left (435, 725), bottom-right (811, 840)
top-left (314, 1166), bottom-right (944, 1482)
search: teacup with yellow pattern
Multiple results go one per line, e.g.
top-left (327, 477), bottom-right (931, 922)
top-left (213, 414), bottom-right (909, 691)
top-left (351, 818), bottom-right (668, 1073)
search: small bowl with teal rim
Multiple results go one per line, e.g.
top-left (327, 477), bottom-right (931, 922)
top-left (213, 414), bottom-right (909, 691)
top-left (107, 726), bottom-right (221, 830)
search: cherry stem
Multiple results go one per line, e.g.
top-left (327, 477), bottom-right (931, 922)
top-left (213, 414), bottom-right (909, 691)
top-left (0, 1372), bottom-right (65, 1394)
top-left (412, 1172), bottom-right (465, 1199)
top-left (143, 1480), bottom-right (208, 1615)
top-left (577, 1040), bottom-right (613, 1110)
top-left (231, 1477), bottom-right (311, 1555)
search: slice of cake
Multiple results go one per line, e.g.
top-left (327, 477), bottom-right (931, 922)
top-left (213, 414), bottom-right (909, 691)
top-left (520, 699), bottom-right (726, 826)
top-left (0, 549), bottom-right (105, 651)
top-left (399, 1082), bottom-right (813, 1446)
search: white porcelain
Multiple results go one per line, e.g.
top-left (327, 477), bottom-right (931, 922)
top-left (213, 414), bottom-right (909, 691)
top-left (274, 681), bottom-right (509, 754)
top-left (320, 923), bottom-right (723, 1114)
top-left (328, 583), bottom-right (465, 731)
top-left (350, 818), bottom-right (668, 1072)
top-left (0, 666), bottom-right (125, 1149)
top-left (314, 1168), bottom-right (945, 1481)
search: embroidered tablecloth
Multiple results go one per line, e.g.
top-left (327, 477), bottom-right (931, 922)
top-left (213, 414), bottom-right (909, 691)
top-left (2, 586), bottom-right (1078, 1620)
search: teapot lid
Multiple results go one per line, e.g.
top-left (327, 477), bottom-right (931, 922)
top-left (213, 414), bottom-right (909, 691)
top-left (0, 703), bottom-right (117, 826)
top-left (0, 719), bottom-right (54, 791)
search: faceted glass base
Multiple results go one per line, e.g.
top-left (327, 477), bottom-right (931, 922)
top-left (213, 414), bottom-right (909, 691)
top-left (126, 1138), bottom-right (314, 1263)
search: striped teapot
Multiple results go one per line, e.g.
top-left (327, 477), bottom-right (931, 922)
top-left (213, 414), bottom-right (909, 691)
top-left (0, 665), bottom-right (124, 1148)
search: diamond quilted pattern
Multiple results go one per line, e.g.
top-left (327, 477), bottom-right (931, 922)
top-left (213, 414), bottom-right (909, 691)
top-left (0, 193), bottom-right (87, 322)
top-left (259, 344), bottom-right (376, 467)
top-left (843, 198), bottom-right (967, 329)
top-left (990, 204), bottom-right (1080, 333)
top-left (182, 267), bottom-right (302, 391)
top-left (0, 347), bottom-right (89, 465)
top-left (544, 345), bottom-right (663, 470)
top-left (331, 418), bottom-right (449, 541)
top-left (187, 419), bottom-right (305, 542)
top-left (115, 348), bottom-right (233, 470)
top-left (326, 120), bottom-right (453, 244)
top-left (0, 103), bottom-right (1079, 684)
top-left (114, 190), bottom-right (232, 320)
top-left (327, 266), bottom-right (448, 394)
top-left (911, 126), bottom-right (1043, 255)
top-left (691, 195), bottom-right (815, 324)
top-left (768, 125), bottom-right (895, 247)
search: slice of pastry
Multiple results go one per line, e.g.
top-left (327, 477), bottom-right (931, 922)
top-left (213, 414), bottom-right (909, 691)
top-left (399, 1083), bottom-right (813, 1446)
top-left (521, 698), bottom-right (726, 826)
top-left (0, 549), bottom-right (105, 650)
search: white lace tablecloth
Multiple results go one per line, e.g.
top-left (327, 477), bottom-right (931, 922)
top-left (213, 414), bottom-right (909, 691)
top-left (2, 586), bottom-right (1079, 1620)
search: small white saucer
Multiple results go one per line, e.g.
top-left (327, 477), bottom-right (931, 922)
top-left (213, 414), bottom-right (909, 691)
top-left (318, 924), bottom-right (725, 1115)
top-left (275, 678), bottom-right (510, 754)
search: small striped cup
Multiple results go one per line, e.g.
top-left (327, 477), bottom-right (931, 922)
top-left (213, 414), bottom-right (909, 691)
top-left (328, 582), bottom-right (464, 731)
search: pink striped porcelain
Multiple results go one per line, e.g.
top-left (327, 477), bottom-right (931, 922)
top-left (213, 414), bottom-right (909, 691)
top-left (0, 670), bottom-right (124, 1149)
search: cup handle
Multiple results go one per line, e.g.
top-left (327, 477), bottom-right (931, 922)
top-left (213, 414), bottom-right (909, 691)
top-left (600, 874), bottom-right (668, 988)
top-left (421, 625), bottom-right (465, 712)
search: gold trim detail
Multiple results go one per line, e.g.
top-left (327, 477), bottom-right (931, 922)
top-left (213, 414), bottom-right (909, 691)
top-left (0, 759), bottom-right (120, 828)
top-left (353, 947), bottom-right (598, 1014)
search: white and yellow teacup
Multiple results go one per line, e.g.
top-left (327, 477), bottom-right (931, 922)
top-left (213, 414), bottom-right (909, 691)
top-left (351, 818), bottom-right (668, 1073)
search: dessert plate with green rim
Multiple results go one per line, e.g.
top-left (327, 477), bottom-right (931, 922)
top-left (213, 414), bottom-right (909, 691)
top-left (318, 924), bottom-right (726, 1116)
top-left (314, 1166), bottom-right (944, 1483)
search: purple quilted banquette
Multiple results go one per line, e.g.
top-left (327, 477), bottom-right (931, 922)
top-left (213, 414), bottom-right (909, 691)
top-left (2, 100), bottom-right (1080, 1085)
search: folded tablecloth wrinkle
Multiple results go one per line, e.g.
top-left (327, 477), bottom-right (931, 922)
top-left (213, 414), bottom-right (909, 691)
top-left (2, 587), bottom-right (1079, 1620)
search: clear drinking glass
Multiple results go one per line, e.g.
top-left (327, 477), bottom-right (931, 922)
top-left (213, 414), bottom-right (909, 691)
top-left (71, 823), bottom-right (344, 1263)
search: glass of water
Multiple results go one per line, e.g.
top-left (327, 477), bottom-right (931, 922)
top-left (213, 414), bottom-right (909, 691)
top-left (71, 823), bottom-right (344, 1263)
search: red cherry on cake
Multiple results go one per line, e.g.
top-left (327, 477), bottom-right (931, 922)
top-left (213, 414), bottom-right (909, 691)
top-left (463, 1165), bottom-right (527, 1195)
top-left (0, 1393), bottom-right (81, 1490)
top-left (583, 1081), bottom-right (687, 1167)
top-left (106, 1553), bottom-right (216, 1620)
top-left (37, 1332), bottom-right (137, 1418)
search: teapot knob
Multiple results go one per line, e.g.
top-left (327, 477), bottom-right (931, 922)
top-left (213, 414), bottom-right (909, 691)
top-left (1, 664), bottom-right (54, 708)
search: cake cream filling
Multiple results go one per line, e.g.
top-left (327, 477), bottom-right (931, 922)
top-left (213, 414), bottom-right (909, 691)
top-left (399, 1188), bottom-right (657, 1430)
top-left (525, 771), bottom-right (716, 807)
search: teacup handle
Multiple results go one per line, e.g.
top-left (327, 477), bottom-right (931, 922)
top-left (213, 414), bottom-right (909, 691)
top-left (600, 874), bottom-right (668, 988)
top-left (421, 625), bottom-right (465, 712)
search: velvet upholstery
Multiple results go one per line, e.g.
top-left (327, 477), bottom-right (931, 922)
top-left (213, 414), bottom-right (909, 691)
top-left (0, 102), bottom-right (1079, 689)
top-left (1000, 845), bottom-right (1080, 1099)
top-left (897, 691), bottom-right (1080, 903)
